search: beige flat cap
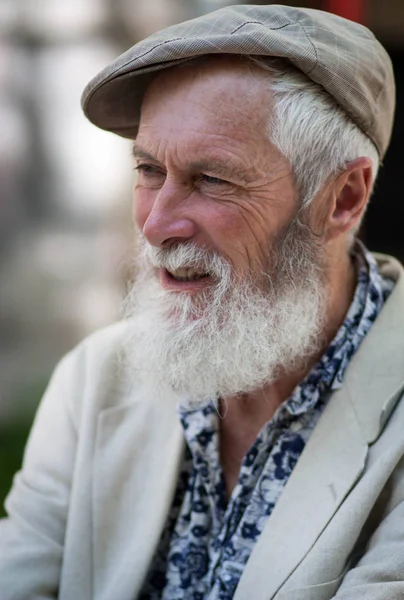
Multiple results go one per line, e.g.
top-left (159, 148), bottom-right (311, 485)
top-left (81, 4), bottom-right (395, 159)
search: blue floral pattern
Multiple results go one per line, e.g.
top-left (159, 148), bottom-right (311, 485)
top-left (140, 244), bottom-right (394, 599)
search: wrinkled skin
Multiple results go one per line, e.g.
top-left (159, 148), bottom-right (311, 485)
top-left (133, 58), bottom-right (299, 284)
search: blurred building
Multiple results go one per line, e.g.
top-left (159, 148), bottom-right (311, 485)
top-left (0, 0), bottom-right (403, 424)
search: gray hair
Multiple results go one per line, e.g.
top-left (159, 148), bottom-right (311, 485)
top-left (247, 56), bottom-right (380, 208)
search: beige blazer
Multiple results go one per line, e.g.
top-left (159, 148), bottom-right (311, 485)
top-left (2, 254), bottom-right (404, 600)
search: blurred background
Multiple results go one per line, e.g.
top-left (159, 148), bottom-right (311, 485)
top-left (0, 0), bottom-right (403, 513)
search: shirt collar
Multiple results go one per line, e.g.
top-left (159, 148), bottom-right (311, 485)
top-left (286, 241), bottom-right (390, 415)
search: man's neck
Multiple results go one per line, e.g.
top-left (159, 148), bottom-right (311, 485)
top-left (219, 249), bottom-right (357, 497)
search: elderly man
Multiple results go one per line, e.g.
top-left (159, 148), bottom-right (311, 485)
top-left (1, 4), bottom-right (404, 600)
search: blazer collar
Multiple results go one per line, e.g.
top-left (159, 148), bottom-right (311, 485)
top-left (344, 254), bottom-right (404, 443)
top-left (235, 254), bottom-right (404, 599)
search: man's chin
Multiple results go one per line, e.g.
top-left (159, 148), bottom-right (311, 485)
top-left (168, 302), bottom-right (211, 328)
top-left (162, 286), bottom-right (218, 324)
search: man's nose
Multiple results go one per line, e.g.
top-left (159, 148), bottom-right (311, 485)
top-left (142, 181), bottom-right (197, 248)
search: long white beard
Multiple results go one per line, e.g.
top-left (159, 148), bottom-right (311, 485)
top-left (122, 219), bottom-right (327, 406)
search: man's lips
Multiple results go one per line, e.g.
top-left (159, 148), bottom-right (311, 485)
top-left (158, 268), bottom-right (213, 292)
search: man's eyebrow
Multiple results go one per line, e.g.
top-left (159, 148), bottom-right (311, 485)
top-left (188, 160), bottom-right (247, 182)
top-left (132, 144), bottom-right (156, 161)
top-left (132, 143), bottom-right (250, 183)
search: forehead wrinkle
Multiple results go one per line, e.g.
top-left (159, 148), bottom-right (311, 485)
top-left (141, 62), bottom-right (272, 138)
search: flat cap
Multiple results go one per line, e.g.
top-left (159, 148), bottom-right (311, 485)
top-left (81, 4), bottom-right (395, 159)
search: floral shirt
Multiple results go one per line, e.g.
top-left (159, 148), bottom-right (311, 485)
top-left (140, 244), bottom-right (394, 600)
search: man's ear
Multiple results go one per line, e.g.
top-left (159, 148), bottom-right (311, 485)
top-left (321, 157), bottom-right (373, 243)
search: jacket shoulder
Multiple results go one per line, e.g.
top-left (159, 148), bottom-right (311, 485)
top-left (50, 321), bottom-right (136, 426)
top-left (70, 320), bottom-right (131, 369)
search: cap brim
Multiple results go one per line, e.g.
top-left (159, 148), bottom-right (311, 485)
top-left (82, 59), bottom-right (193, 139)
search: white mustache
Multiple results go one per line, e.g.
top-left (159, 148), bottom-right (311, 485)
top-left (141, 241), bottom-right (231, 280)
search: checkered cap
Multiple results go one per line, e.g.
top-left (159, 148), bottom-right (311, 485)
top-left (81, 4), bottom-right (395, 158)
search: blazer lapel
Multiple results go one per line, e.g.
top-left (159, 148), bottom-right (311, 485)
top-left (234, 386), bottom-right (367, 600)
top-left (92, 387), bottom-right (184, 600)
top-left (342, 256), bottom-right (404, 444)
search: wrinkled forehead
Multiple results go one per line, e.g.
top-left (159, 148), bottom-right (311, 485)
top-left (138, 56), bottom-right (273, 141)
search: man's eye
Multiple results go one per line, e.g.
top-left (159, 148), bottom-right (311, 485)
top-left (135, 164), bottom-right (164, 177)
top-left (200, 174), bottom-right (227, 186)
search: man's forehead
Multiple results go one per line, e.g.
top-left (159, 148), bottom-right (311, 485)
top-left (138, 57), bottom-right (272, 133)
top-left (145, 55), bottom-right (270, 99)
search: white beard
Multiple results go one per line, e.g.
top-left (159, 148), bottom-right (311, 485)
top-left (122, 219), bottom-right (327, 406)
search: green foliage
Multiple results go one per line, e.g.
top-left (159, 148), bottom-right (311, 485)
top-left (0, 377), bottom-right (49, 519)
